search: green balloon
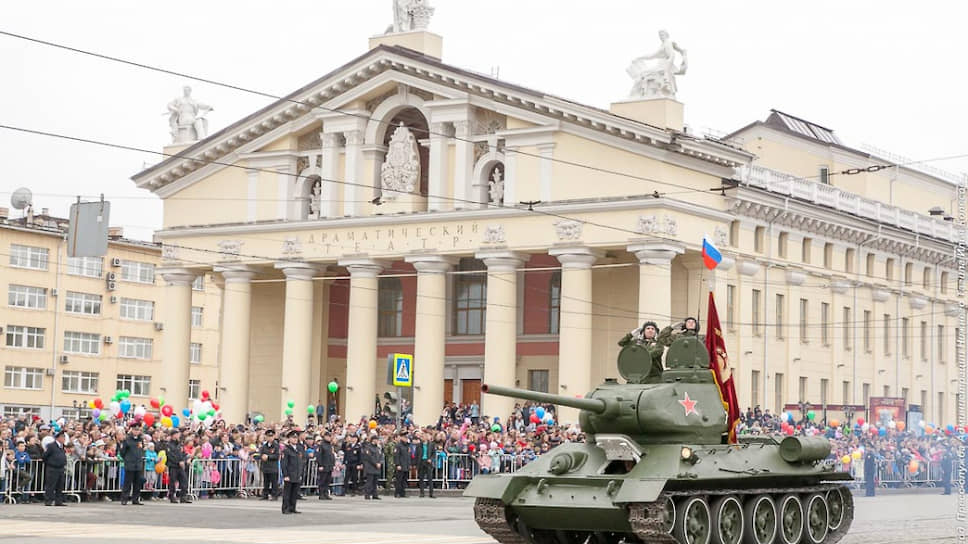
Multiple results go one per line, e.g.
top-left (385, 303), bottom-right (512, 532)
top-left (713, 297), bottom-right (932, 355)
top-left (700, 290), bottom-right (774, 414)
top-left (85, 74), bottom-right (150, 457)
top-left (307, 404), bottom-right (316, 414)
top-left (98, 413), bottom-right (108, 421)
top-left (491, 424), bottom-right (501, 432)
top-left (253, 415), bottom-right (264, 423)
top-left (122, 390), bottom-right (131, 399)
top-left (286, 400), bottom-right (295, 409)
top-left (208, 409), bottom-right (216, 417)
top-left (158, 396), bottom-right (165, 407)
top-left (327, 381), bottom-right (339, 393)
top-left (197, 414), bottom-right (205, 421)
top-left (284, 408), bottom-right (294, 416)
top-left (807, 411), bottom-right (816, 420)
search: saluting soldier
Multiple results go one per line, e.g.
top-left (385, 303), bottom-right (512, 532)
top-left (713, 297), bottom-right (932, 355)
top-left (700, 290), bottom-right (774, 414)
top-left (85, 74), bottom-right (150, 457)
top-left (618, 320), bottom-right (665, 380)
top-left (393, 432), bottom-right (411, 497)
top-left (362, 434), bottom-right (383, 500)
top-left (259, 429), bottom-right (280, 500)
top-left (280, 430), bottom-right (305, 514)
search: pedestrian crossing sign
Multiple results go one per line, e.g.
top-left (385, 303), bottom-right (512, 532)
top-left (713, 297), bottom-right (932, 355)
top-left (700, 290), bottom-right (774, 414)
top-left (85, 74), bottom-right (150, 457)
top-left (391, 353), bottom-right (413, 387)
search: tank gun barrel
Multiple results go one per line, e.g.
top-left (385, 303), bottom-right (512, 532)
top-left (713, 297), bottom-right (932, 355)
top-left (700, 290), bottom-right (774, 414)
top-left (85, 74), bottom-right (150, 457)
top-left (481, 384), bottom-right (607, 414)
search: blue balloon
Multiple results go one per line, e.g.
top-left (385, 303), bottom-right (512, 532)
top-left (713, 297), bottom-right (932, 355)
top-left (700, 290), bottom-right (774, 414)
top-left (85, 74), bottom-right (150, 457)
top-left (878, 427), bottom-right (887, 436)
top-left (535, 407), bottom-right (546, 419)
top-left (545, 417), bottom-right (554, 426)
top-left (182, 408), bottom-right (191, 418)
top-left (119, 399), bottom-right (131, 414)
top-left (947, 424), bottom-right (955, 432)
top-left (171, 415), bottom-right (180, 428)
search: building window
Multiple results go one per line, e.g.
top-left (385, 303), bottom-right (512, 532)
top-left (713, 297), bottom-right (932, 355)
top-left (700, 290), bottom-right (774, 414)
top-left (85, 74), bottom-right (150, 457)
top-left (6, 325), bottom-right (45, 349)
top-left (188, 379), bottom-right (200, 400)
top-left (842, 380), bottom-right (850, 404)
top-left (751, 370), bottom-right (760, 407)
top-left (842, 306), bottom-right (851, 350)
top-left (883, 314), bottom-right (892, 354)
top-left (726, 285), bottom-right (736, 330)
top-left (62, 371), bottom-right (98, 394)
top-left (820, 378), bottom-right (829, 407)
top-left (938, 392), bottom-right (945, 424)
top-left (549, 271), bottom-right (561, 335)
top-left (119, 298), bottom-right (154, 321)
top-left (799, 299), bottom-right (809, 343)
top-left (823, 243), bottom-right (833, 269)
top-left (190, 342), bottom-right (202, 364)
top-left (901, 317), bottom-right (910, 358)
top-left (754, 226), bottom-right (765, 253)
top-left (922, 268), bottom-right (931, 290)
top-left (941, 271), bottom-right (949, 294)
top-left (192, 276), bottom-right (204, 291)
top-left (801, 238), bottom-right (812, 264)
top-left (863, 310), bottom-right (872, 352)
top-left (9, 244), bottom-right (49, 270)
top-left (116, 374), bottom-right (151, 396)
top-left (799, 376), bottom-right (808, 402)
top-left (819, 166), bottom-right (830, 184)
top-left (865, 253), bottom-right (875, 276)
top-left (863, 383), bottom-right (871, 408)
top-left (453, 258), bottom-right (486, 335)
top-left (902, 387), bottom-right (909, 405)
top-left (191, 306), bottom-right (203, 327)
top-left (777, 232), bottom-right (788, 258)
top-left (904, 263), bottom-right (913, 286)
top-left (774, 373), bottom-right (784, 414)
top-left (920, 390), bottom-right (927, 412)
top-left (3, 406), bottom-right (41, 418)
top-left (820, 302), bottom-right (830, 346)
top-left (775, 294), bottom-right (784, 339)
top-left (527, 370), bottom-right (549, 393)
top-left (65, 291), bottom-right (102, 316)
top-left (8, 284), bottom-right (47, 309)
top-left (67, 256), bottom-right (103, 278)
top-left (845, 248), bottom-right (855, 273)
top-left (885, 258), bottom-right (895, 281)
top-left (64, 331), bottom-right (101, 355)
top-left (938, 325), bottom-right (946, 364)
top-left (60, 407), bottom-right (93, 420)
top-left (729, 221), bottom-right (740, 246)
top-left (920, 321), bottom-right (928, 361)
top-left (377, 277), bottom-right (404, 337)
top-left (4, 366), bottom-right (43, 390)
top-left (120, 260), bottom-right (155, 284)
top-left (884, 385), bottom-right (890, 397)
top-left (119, 337), bottom-right (153, 359)
top-left (751, 289), bottom-right (761, 336)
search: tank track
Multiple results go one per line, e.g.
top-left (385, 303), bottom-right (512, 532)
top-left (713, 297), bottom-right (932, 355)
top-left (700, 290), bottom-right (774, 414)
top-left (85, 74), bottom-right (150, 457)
top-left (473, 498), bottom-right (527, 544)
top-left (629, 483), bottom-right (854, 544)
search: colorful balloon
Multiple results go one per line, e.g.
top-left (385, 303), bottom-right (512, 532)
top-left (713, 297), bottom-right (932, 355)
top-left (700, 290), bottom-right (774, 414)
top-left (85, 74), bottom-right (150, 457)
top-left (806, 411), bottom-right (816, 421)
top-left (491, 424), bottom-right (501, 432)
top-left (171, 415), bottom-right (180, 428)
top-left (158, 396), bottom-right (165, 407)
top-left (182, 408), bottom-right (191, 418)
top-left (908, 460), bottom-right (919, 474)
top-left (253, 415), bottom-right (264, 423)
top-left (143, 413), bottom-right (155, 427)
top-left (161, 405), bottom-right (174, 417)
top-left (327, 381), bottom-right (339, 393)
top-left (284, 408), bottom-right (293, 416)
top-left (851, 450), bottom-right (862, 460)
top-left (155, 463), bottom-right (167, 474)
top-left (841, 455), bottom-right (851, 464)
top-left (161, 416), bottom-right (172, 428)
top-left (368, 420), bottom-right (377, 429)
top-left (94, 398), bottom-right (104, 409)
top-left (150, 398), bottom-right (160, 409)
top-left (856, 417), bottom-right (865, 426)
top-left (287, 400), bottom-right (295, 409)
top-left (307, 404), bottom-right (316, 414)
top-left (829, 419), bottom-right (840, 428)
top-left (535, 407), bottom-right (546, 419)
top-left (201, 390), bottom-right (210, 400)
top-left (896, 421), bottom-right (906, 432)
top-left (134, 406), bottom-right (146, 418)
top-left (119, 400), bottom-right (131, 414)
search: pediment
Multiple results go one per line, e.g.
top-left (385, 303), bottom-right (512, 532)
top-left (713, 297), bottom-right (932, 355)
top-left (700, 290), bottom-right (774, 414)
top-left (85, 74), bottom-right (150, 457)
top-left (132, 44), bottom-right (749, 197)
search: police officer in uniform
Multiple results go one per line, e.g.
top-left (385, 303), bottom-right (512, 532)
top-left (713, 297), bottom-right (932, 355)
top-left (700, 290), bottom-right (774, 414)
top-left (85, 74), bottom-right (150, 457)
top-left (42, 430), bottom-right (68, 506)
top-left (942, 441), bottom-right (955, 495)
top-left (317, 431), bottom-right (335, 500)
top-left (863, 446), bottom-right (877, 497)
top-left (120, 421), bottom-right (145, 505)
top-left (280, 430), bottom-right (305, 514)
top-left (164, 429), bottom-right (190, 503)
top-left (362, 434), bottom-right (383, 500)
top-left (259, 429), bottom-right (280, 500)
top-left (393, 432), bottom-right (411, 497)
top-left (342, 434), bottom-right (362, 496)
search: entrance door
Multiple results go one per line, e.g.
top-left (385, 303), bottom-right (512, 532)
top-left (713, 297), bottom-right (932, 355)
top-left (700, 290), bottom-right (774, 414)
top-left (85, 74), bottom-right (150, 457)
top-left (462, 379), bottom-right (481, 406)
top-left (444, 379), bottom-right (454, 404)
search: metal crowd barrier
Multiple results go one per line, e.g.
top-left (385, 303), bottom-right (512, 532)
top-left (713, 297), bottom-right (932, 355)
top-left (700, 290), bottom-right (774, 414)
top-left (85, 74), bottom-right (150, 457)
top-left (847, 459), bottom-right (945, 489)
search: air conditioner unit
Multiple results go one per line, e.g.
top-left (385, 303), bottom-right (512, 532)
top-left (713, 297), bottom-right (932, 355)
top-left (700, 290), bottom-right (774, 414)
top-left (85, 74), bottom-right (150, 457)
top-left (59, 355), bottom-right (69, 364)
top-left (50, 288), bottom-right (59, 297)
top-left (103, 336), bottom-right (113, 344)
top-left (45, 368), bottom-right (56, 376)
top-left (106, 281), bottom-right (117, 291)
top-left (111, 257), bottom-right (122, 267)
top-left (154, 322), bottom-right (164, 331)
top-left (110, 295), bottom-right (118, 304)
top-left (106, 272), bottom-right (117, 281)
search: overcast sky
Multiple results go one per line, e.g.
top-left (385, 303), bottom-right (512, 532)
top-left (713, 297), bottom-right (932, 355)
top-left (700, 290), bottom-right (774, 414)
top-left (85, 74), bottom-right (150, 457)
top-left (2, 1), bottom-right (966, 241)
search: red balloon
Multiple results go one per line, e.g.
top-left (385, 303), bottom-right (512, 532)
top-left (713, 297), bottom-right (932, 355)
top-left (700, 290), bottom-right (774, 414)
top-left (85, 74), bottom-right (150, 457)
top-left (201, 390), bottom-right (210, 399)
top-left (785, 426), bottom-right (795, 436)
top-left (143, 413), bottom-right (155, 427)
top-left (856, 417), bottom-right (865, 426)
top-left (115, 411), bottom-right (123, 419)
top-left (161, 405), bottom-right (174, 417)
top-left (530, 414), bottom-right (541, 424)
top-left (150, 398), bottom-right (160, 409)
top-left (211, 403), bottom-right (220, 411)
top-left (93, 398), bottom-right (104, 409)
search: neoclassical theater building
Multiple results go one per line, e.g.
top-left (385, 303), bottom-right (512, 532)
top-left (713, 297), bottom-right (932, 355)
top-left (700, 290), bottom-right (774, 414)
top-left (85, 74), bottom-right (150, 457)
top-left (133, 15), bottom-right (964, 426)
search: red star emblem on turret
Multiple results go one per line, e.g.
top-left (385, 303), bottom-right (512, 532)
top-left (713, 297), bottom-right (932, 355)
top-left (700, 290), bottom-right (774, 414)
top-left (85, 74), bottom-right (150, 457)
top-left (679, 392), bottom-right (699, 416)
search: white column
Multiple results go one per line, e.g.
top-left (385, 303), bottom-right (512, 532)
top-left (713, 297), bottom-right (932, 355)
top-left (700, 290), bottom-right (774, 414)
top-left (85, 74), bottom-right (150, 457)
top-left (159, 268), bottom-right (195, 412)
top-left (339, 258), bottom-right (385, 421)
top-left (453, 120), bottom-right (474, 209)
top-left (476, 250), bottom-right (525, 422)
top-left (549, 247), bottom-right (600, 424)
top-left (405, 255), bottom-right (455, 425)
top-left (428, 122), bottom-right (451, 211)
top-left (343, 130), bottom-right (363, 216)
top-left (215, 266), bottom-right (257, 424)
top-left (276, 263), bottom-right (320, 420)
top-left (321, 133), bottom-right (340, 218)
top-left (627, 242), bottom-right (685, 325)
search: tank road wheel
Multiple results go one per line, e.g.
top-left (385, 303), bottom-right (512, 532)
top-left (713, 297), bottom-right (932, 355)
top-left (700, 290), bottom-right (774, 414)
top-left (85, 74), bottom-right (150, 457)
top-left (710, 495), bottom-right (744, 544)
top-left (674, 497), bottom-right (712, 544)
top-left (775, 494), bottom-right (803, 544)
top-left (660, 495), bottom-right (677, 534)
top-left (825, 487), bottom-right (846, 532)
top-left (801, 493), bottom-right (829, 544)
top-left (741, 494), bottom-right (777, 544)
top-left (824, 485), bottom-right (854, 544)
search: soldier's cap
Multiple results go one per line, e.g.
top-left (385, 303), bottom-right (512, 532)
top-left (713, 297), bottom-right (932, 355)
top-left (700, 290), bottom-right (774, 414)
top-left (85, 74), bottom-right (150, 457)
top-left (264, 429), bottom-right (275, 436)
top-left (128, 421), bottom-right (142, 428)
top-left (684, 316), bottom-right (700, 332)
top-left (642, 321), bottom-right (658, 330)
top-left (287, 430), bottom-right (301, 438)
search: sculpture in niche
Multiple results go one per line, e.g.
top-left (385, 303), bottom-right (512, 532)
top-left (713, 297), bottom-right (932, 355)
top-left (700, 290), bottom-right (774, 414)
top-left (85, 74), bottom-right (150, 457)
top-left (166, 86), bottom-right (213, 144)
top-left (483, 225), bottom-right (506, 244)
top-left (308, 178), bottom-right (322, 219)
top-left (663, 215), bottom-right (678, 236)
top-left (637, 214), bottom-right (678, 236)
top-left (380, 124), bottom-right (420, 199)
top-left (554, 220), bottom-right (583, 241)
top-left (386, 0), bottom-right (435, 34)
top-left (714, 225), bottom-right (728, 247)
top-left (627, 30), bottom-right (687, 99)
top-left (488, 166), bottom-right (505, 204)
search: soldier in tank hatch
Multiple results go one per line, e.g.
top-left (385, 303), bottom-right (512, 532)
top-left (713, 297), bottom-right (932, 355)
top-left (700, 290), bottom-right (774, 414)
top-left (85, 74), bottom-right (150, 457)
top-left (618, 321), bottom-right (665, 380)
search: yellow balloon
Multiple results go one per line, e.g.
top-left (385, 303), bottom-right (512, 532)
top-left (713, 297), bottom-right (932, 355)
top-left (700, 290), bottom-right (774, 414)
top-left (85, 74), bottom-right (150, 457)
top-left (841, 455), bottom-right (851, 464)
top-left (851, 450), bottom-right (862, 460)
top-left (87, 400), bottom-right (96, 409)
top-left (161, 416), bottom-right (173, 428)
top-left (158, 450), bottom-right (167, 463)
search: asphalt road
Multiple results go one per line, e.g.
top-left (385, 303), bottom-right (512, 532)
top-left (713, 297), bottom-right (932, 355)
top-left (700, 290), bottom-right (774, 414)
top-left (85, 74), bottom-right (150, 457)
top-left (0, 492), bottom-right (964, 543)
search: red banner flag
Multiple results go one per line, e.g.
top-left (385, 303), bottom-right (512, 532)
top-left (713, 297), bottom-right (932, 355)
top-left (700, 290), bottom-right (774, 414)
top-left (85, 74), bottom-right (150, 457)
top-left (705, 291), bottom-right (741, 443)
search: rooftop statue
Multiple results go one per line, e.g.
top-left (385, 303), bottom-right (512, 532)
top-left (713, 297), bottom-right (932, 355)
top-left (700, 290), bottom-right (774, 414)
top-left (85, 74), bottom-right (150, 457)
top-left (627, 30), bottom-right (688, 99)
top-left (386, 0), bottom-right (435, 34)
top-left (166, 86), bottom-right (213, 144)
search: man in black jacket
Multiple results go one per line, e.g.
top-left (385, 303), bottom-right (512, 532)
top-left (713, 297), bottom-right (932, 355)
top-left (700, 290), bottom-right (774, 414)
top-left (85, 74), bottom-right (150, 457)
top-left (393, 432), bottom-right (411, 498)
top-left (316, 432), bottom-right (335, 500)
top-left (259, 429), bottom-right (280, 500)
top-left (280, 430), bottom-right (305, 514)
top-left (362, 434), bottom-right (382, 500)
top-left (42, 431), bottom-right (68, 506)
top-left (163, 429), bottom-right (190, 503)
top-left (120, 422), bottom-right (145, 505)
top-left (342, 434), bottom-right (362, 496)
top-left (415, 430), bottom-right (436, 498)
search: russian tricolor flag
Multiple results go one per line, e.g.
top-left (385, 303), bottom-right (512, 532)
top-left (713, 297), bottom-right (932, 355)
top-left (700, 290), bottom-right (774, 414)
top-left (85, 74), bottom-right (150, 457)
top-left (702, 236), bottom-right (722, 270)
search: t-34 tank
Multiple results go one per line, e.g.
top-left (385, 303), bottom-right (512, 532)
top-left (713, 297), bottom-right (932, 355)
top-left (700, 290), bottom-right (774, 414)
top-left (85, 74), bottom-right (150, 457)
top-left (465, 335), bottom-right (853, 544)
